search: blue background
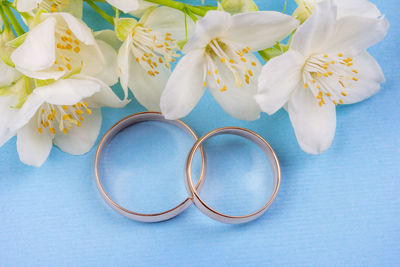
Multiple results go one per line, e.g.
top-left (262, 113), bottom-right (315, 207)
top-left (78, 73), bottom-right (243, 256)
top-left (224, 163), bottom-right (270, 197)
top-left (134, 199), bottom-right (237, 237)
top-left (0, 0), bottom-right (399, 266)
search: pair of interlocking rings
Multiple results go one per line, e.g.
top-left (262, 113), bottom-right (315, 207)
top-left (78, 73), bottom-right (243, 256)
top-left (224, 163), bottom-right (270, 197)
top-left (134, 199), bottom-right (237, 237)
top-left (94, 112), bottom-right (281, 224)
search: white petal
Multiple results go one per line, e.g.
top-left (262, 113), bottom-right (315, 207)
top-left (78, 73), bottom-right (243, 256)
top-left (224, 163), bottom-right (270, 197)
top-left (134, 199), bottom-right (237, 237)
top-left (142, 6), bottom-right (194, 41)
top-left (334, 0), bottom-right (381, 19)
top-left (93, 40), bottom-right (118, 86)
top-left (74, 75), bottom-right (129, 108)
top-left (342, 51), bottom-right (384, 104)
top-left (208, 53), bottom-right (261, 121)
top-left (117, 37), bottom-right (132, 99)
top-left (56, 13), bottom-right (97, 45)
top-left (16, 0), bottom-right (42, 12)
top-left (33, 77), bottom-right (101, 106)
top-left (54, 108), bottom-right (101, 155)
top-left (0, 60), bottom-right (21, 87)
top-left (11, 17), bottom-right (57, 72)
top-left (325, 16), bottom-right (389, 54)
top-left (160, 49), bottom-right (206, 119)
top-left (288, 86), bottom-right (336, 154)
top-left (105, 0), bottom-right (139, 13)
top-left (256, 50), bottom-right (305, 115)
top-left (290, 0), bottom-right (337, 56)
top-left (128, 0), bottom-right (157, 17)
top-left (95, 30), bottom-right (122, 50)
top-left (183, 11), bottom-right (232, 53)
top-left (64, 0), bottom-right (84, 18)
top-left (127, 52), bottom-right (170, 111)
top-left (11, 93), bottom-right (45, 132)
top-left (0, 95), bottom-right (19, 146)
top-left (227, 11), bottom-right (299, 51)
top-left (16, 114), bottom-right (53, 167)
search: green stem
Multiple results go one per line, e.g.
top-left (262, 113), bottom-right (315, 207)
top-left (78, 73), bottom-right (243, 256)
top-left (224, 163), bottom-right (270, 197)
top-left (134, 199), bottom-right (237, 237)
top-left (85, 0), bottom-right (115, 25)
top-left (2, 5), bottom-right (25, 36)
top-left (282, 0), bottom-right (287, 13)
top-left (184, 7), bottom-right (198, 22)
top-left (0, 5), bottom-right (11, 33)
top-left (144, 0), bottom-right (216, 17)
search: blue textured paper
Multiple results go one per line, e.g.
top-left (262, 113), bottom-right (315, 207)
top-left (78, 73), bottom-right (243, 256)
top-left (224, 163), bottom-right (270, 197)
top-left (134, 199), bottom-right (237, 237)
top-left (0, 0), bottom-right (399, 266)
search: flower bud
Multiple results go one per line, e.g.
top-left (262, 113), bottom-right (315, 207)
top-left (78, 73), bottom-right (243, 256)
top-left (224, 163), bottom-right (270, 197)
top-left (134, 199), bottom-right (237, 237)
top-left (221, 0), bottom-right (258, 14)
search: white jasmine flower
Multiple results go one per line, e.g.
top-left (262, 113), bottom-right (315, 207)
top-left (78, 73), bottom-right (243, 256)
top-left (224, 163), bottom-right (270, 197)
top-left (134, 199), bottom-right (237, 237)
top-left (11, 13), bottom-right (114, 84)
top-left (161, 10), bottom-right (299, 121)
top-left (8, 75), bottom-right (128, 167)
top-left (293, 0), bottom-right (381, 22)
top-left (256, 0), bottom-right (389, 154)
top-left (117, 7), bottom-right (192, 110)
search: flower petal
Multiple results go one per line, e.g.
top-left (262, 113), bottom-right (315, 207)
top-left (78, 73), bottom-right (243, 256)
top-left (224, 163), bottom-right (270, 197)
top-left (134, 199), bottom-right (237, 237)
top-left (105, 0), bottom-right (139, 13)
top-left (160, 49), bottom-right (206, 119)
top-left (342, 51), bottom-right (384, 104)
top-left (33, 77), bottom-right (102, 106)
top-left (127, 52), bottom-right (170, 111)
top-left (256, 50), bottom-right (305, 115)
top-left (95, 30), bottom-right (122, 50)
top-left (208, 53), bottom-right (261, 121)
top-left (11, 17), bottom-right (57, 73)
top-left (288, 86), bottom-right (337, 154)
top-left (74, 75), bottom-right (129, 108)
top-left (16, 0), bottom-right (42, 12)
top-left (117, 37), bottom-right (131, 99)
top-left (10, 93), bottom-right (45, 132)
top-left (183, 11), bottom-right (232, 53)
top-left (290, 0), bottom-right (337, 56)
top-left (55, 13), bottom-right (97, 45)
top-left (54, 108), bottom-right (101, 155)
top-left (142, 6), bottom-right (194, 41)
top-left (93, 40), bottom-right (119, 86)
top-left (0, 95), bottom-right (19, 146)
top-left (16, 114), bottom-right (53, 167)
top-left (128, 0), bottom-right (157, 17)
top-left (325, 16), bottom-right (389, 54)
top-left (334, 0), bottom-right (381, 19)
top-left (227, 11), bottom-right (299, 51)
top-left (0, 60), bottom-right (21, 87)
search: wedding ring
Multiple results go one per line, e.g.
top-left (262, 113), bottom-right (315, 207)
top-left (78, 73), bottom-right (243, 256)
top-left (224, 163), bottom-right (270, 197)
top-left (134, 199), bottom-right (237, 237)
top-left (94, 112), bottom-right (206, 222)
top-left (185, 127), bottom-right (281, 224)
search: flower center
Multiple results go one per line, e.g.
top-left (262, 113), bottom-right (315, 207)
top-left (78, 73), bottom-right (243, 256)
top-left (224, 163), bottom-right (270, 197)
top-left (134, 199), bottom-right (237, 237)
top-left (54, 28), bottom-right (81, 73)
top-left (37, 101), bottom-right (91, 135)
top-left (40, 0), bottom-right (69, 13)
top-left (303, 53), bottom-right (359, 106)
top-left (204, 39), bottom-right (257, 92)
top-left (130, 26), bottom-right (180, 77)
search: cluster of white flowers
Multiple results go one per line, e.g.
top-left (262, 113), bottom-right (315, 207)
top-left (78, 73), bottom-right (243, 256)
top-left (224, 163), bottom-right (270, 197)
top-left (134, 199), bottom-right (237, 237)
top-left (0, 0), bottom-right (388, 166)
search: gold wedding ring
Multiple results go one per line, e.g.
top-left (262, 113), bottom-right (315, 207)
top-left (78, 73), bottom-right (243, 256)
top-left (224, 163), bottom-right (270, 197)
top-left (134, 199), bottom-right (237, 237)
top-left (95, 114), bottom-right (281, 224)
top-left (94, 112), bottom-right (206, 222)
top-left (185, 127), bottom-right (281, 224)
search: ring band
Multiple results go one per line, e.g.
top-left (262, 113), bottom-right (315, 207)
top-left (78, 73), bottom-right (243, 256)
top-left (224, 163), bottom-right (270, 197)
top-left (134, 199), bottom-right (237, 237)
top-left (185, 127), bottom-right (281, 224)
top-left (94, 112), bottom-right (206, 222)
